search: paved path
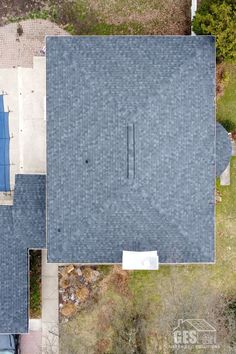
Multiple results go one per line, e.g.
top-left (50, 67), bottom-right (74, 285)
top-left (18, 57), bottom-right (46, 174)
top-left (0, 20), bottom-right (68, 68)
top-left (21, 319), bottom-right (42, 354)
top-left (42, 250), bottom-right (59, 354)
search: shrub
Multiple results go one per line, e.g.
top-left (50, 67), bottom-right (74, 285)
top-left (192, 0), bottom-right (236, 61)
top-left (218, 118), bottom-right (236, 132)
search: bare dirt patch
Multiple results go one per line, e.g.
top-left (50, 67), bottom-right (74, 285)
top-left (0, 0), bottom-right (47, 25)
top-left (1, 0), bottom-right (191, 35)
top-left (88, 0), bottom-right (191, 34)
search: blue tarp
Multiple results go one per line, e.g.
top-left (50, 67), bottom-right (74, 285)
top-left (0, 95), bottom-right (10, 191)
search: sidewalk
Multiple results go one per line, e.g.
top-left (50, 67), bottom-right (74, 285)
top-left (41, 250), bottom-right (59, 354)
top-left (21, 319), bottom-right (42, 354)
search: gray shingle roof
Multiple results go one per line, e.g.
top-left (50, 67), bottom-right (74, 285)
top-left (0, 175), bottom-right (46, 333)
top-left (46, 36), bottom-right (216, 264)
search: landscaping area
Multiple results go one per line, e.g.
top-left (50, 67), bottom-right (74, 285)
top-left (0, 0), bottom-right (191, 35)
top-left (29, 250), bottom-right (42, 318)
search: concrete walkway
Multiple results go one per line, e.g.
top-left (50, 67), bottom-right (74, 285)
top-left (42, 250), bottom-right (59, 354)
top-left (18, 57), bottom-right (46, 175)
top-left (0, 56), bottom-right (46, 201)
top-left (21, 319), bottom-right (42, 354)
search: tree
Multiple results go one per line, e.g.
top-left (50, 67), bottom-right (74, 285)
top-left (192, 0), bottom-right (236, 61)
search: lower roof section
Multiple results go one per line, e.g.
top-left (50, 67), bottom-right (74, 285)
top-left (0, 174), bottom-right (45, 333)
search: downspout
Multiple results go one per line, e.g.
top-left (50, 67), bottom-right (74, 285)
top-left (191, 0), bottom-right (198, 35)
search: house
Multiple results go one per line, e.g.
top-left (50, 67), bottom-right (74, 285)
top-left (0, 35), bottom-right (232, 334)
top-left (46, 36), bottom-right (229, 264)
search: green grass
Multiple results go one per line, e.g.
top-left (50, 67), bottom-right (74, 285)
top-left (215, 61), bottom-right (236, 288)
top-left (89, 22), bottom-right (144, 35)
top-left (29, 250), bottom-right (42, 318)
top-left (217, 63), bottom-right (236, 131)
top-left (214, 61), bottom-right (236, 290)
top-left (214, 157), bottom-right (236, 290)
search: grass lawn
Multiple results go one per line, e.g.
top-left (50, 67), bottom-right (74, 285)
top-left (217, 63), bottom-right (236, 131)
top-left (214, 157), bottom-right (236, 289)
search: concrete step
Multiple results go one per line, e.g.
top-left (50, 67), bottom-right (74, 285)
top-left (232, 140), bottom-right (236, 156)
top-left (220, 163), bottom-right (230, 186)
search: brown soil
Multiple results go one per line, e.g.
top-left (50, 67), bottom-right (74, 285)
top-left (217, 63), bottom-right (227, 98)
top-left (0, 0), bottom-right (191, 35)
top-left (0, 0), bottom-right (47, 25)
top-left (89, 0), bottom-right (191, 35)
top-left (99, 265), bottom-right (130, 297)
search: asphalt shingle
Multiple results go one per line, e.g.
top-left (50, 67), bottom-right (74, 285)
top-left (47, 36), bottom-right (216, 264)
top-left (0, 174), bottom-right (46, 333)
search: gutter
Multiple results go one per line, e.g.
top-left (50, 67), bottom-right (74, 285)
top-left (191, 0), bottom-right (198, 35)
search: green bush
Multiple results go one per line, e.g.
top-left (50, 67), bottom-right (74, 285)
top-left (192, 0), bottom-right (236, 61)
top-left (218, 118), bottom-right (236, 132)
